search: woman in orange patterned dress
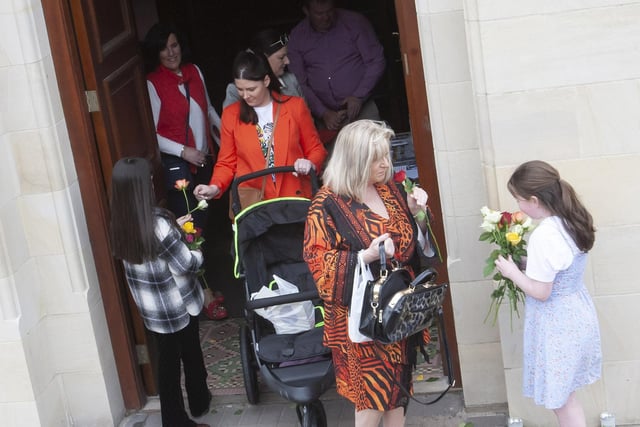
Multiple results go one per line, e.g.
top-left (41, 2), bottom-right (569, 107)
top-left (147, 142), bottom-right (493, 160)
top-left (303, 120), bottom-right (435, 426)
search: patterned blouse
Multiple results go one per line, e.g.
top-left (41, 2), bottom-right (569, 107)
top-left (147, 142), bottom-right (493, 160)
top-left (303, 182), bottom-right (419, 363)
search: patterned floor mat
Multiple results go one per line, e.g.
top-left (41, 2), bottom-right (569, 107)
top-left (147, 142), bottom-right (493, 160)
top-left (199, 318), bottom-right (444, 396)
top-left (200, 318), bottom-right (251, 396)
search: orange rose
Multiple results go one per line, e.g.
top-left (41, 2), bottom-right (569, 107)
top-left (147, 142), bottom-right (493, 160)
top-left (174, 179), bottom-right (189, 190)
top-left (512, 211), bottom-right (525, 224)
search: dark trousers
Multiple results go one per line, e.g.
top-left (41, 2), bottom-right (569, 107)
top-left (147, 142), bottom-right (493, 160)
top-left (152, 316), bottom-right (210, 427)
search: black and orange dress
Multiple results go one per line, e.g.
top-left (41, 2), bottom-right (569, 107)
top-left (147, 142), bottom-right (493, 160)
top-left (303, 181), bottom-right (422, 412)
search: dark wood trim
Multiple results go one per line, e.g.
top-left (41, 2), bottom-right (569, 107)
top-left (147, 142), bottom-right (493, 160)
top-left (394, 0), bottom-right (462, 387)
top-left (41, 0), bottom-right (146, 409)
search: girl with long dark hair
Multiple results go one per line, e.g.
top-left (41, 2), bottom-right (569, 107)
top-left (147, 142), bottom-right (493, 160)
top-left (109, 157), bottom-right (211, 427)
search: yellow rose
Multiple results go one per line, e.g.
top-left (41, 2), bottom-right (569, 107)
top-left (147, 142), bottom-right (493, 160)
top-left (506, 232), bottom-right (522, 245)
top-left (182, 221), bottom-right (195, 234)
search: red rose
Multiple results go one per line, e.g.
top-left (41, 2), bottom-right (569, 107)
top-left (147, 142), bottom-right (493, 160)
top-left (394, 170), bottom-right (406, 183)
top-left (499, 211), bottom-right (512, 228)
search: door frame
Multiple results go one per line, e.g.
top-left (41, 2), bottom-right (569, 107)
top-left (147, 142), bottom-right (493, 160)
top-left (394, 0), bottom-right (461, 386)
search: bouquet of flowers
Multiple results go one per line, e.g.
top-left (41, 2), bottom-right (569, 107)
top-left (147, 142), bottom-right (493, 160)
top-left (181, 219), bottom-right (204, 250)
top-left (175, 179), bottom-right (207, 251)
top-left (479, 206), bottom-right (533, 326)
top-left (175, 180), bottom-right (227, 320)
top-left (393, 170), bottom-right (443, 263)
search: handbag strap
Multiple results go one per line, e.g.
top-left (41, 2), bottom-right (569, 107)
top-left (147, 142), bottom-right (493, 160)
top-left (378, 242), bottom-right (388, 275)
top-left (375, 307), bottom-right (455, 406)
top-left (410, 267), bottom-right (438, 287)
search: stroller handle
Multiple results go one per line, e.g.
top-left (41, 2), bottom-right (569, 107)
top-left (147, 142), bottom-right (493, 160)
top-left (230, 166), bottom-right (320, 216)
top-left (246, 289), bottom-right (320, 311)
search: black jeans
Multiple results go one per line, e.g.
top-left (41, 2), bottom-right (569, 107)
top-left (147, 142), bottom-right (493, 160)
top-left (151, 316), bottom-right (210, 426)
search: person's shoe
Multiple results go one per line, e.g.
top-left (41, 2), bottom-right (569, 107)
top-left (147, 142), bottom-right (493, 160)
top-left (213, 291), bottom-right (225, 305)
top-left (207, 303), bottom-right (229, 320)
top-left (205, 302), bottom-right (228, 320)
top-left (191, 390), bottom-right (212, 418)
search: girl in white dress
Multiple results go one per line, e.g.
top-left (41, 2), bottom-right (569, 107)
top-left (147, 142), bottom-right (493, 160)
top-left (495, 160), bottom-right (601, 427)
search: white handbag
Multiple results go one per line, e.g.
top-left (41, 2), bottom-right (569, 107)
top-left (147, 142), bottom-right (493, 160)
top-left (348, 252), bottom-right (373, 343)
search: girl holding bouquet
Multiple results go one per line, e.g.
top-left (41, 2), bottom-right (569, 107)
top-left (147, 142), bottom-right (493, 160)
top-left (109, 157), bottom-right (211, 427)
top-left (495, 160), bottom-right (601, 427)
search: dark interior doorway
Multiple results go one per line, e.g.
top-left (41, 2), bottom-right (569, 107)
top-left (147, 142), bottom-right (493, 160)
top-left (153, 0), bottom-right (410, 133)
top-left (143, 0), bottom-right (413, 317)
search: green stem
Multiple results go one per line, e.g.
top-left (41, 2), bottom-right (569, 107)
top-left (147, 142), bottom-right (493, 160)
top-left (425, 218), bottom-right (444, 263)
top-left (198, 269), bottom-right (210, 290)
top-left (182, 188), bottom-right (191, 213)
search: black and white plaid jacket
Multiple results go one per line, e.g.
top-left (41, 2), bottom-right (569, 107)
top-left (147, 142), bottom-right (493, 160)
top-left (123, 213), bottom-right (204, 334)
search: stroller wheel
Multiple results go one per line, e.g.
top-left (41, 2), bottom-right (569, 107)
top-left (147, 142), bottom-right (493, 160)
top-left (295, 400), bottom-right (327, 427)
top-left (239, 323), bottom-right (260, 404)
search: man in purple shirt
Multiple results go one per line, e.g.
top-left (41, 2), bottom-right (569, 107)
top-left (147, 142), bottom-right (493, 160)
top-left (288, 0), bottom-right (386, 130)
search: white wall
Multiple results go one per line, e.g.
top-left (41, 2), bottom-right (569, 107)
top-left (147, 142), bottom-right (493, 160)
top-left (416, 0), bottom-right (640, 424)
top-left (0, 1), bottom-right (123, 425)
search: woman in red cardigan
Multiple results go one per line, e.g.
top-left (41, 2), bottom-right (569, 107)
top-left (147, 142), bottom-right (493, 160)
top-left (194, 50), bottom-right (326, 204)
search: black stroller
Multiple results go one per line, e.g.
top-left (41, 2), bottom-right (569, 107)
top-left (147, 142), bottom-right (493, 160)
top-left (231, 167), bottom-right (334, 427)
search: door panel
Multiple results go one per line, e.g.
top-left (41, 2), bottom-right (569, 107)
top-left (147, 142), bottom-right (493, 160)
top-left (68, 0), bottom-right (160, 398)
top-left (71, 0), bottom-right (161, 188)
top-left (101, 58), bottom-right (155, 160)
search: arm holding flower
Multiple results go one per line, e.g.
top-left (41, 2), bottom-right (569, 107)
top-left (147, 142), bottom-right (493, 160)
top-left (407, 185), bottom-right (428, 232)
top-left (194, 183), bottom-right (220, 201)
top-left (176, 214), bottom-right (192, 227)
top-left (495, 255), bottom-right (552, 301)
top-left (405, 185), bottom-right (438, 259)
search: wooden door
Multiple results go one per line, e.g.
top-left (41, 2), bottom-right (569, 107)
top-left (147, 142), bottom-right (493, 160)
top-left (68, 0), bottom-right (161, 183)
top-left (42, 0), bottom-right (161, 408)
top-left (68, 0), bottom-right (162, 397)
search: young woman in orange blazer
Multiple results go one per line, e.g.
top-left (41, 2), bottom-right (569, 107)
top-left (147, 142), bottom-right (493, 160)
top-left (194, 50), bottom-right (326, 203)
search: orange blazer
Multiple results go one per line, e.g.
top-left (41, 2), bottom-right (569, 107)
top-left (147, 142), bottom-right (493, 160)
top-left (210, 95), bottom-right (327, 200)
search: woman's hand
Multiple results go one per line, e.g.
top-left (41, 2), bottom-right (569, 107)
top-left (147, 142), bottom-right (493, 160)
top-left (176, 214), bottom-right (192, 227)
top-left (408, 186), bottom-right (428, 217)
top-left (182, 146), bottom-right (208, 168)
top-left (361, 233), bottom-right (394, 264)
top-left (193, 184), bottom-right (220, 201)
top-left (293, 158), bottom-right (314, 176)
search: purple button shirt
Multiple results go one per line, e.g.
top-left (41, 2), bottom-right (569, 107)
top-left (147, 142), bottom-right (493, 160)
top-left (288, 8), bottom-right (386, 118)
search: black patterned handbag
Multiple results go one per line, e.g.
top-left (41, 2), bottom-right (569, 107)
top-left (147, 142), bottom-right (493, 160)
top-left (359, 243), bottom-right (448, 344)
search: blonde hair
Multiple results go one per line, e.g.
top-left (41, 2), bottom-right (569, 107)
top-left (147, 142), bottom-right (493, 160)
top-left (323, 120), bottom-right (394, 201)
